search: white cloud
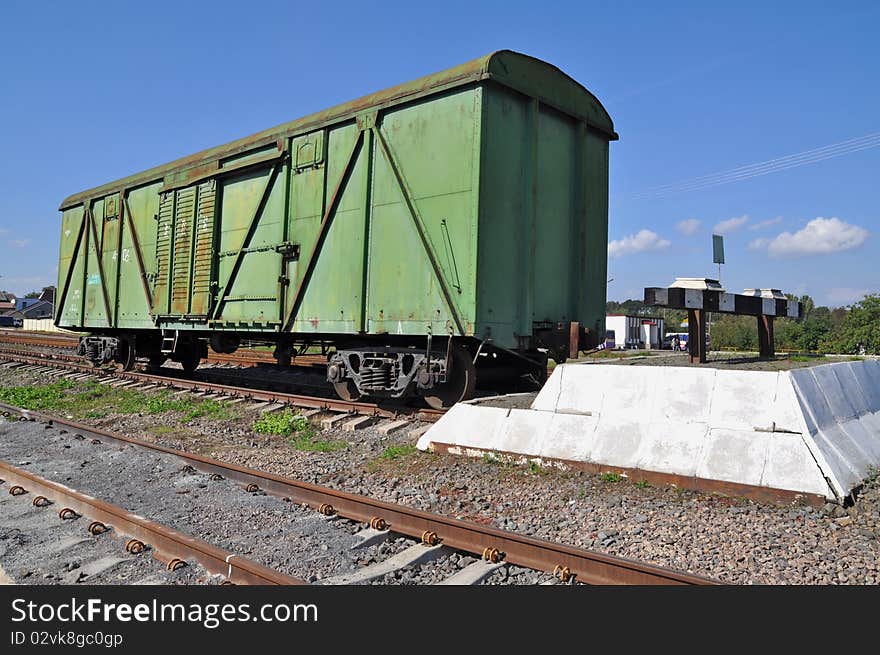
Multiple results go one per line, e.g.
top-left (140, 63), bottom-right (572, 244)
top-left (826, 287), bottom-right (872, 306)
top-left (7, 239), bottom-right (30, 248)
top-left (748, 237), bottom-right (769, 250)
top-left (608, 230), bottom-right (671, 258)
top-left (676, 218), bottom-right (701, 235)
top-left (0, 227), bottom-right (8, 235)
top-left (713, 214), bottom-right (749, 234)
top-left (754, 217), bottom-right (869, 256)
top-left (749, 216), bottom-right (783, 231)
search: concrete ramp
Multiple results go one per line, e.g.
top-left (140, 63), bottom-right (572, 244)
top-left (417, 360), bottom-right (880, 503)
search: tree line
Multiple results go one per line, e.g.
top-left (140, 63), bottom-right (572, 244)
top-left (607, 293), bottom-right (880, 355)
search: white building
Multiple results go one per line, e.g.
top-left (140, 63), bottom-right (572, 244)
top-left (605, 315), bottom-right (665, 350)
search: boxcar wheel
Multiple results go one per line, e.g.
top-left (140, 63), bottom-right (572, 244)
top-left (423, 346), bottom-right (476, 410)
top-left (115, 339), bottom-right (137, 372)
top-left (180, 350), bottom-right (201, 374)
top-left (333, 379), bottom-right (362, 402)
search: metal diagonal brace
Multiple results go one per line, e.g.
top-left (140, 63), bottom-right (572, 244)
top-left (85, 206), bottom-right (114, 326)
top-left (282, 131), bottom-right (364, 332)
top-left (54, 207), bottom-right (88, 324)
top-left (372, 126), bottom-right (464, 336)
top-left (121, 194), bottom-right (154, 309)
top-left (210, 162), bottom-right (283, 321)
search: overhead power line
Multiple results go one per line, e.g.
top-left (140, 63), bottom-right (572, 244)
top-left (630, 131), bottom-right (880, 199)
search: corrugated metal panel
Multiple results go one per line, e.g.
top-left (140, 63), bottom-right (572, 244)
top-left (153, 191), bottom-right (175, 314)
top-left (190, 180), bottom-right (217, 316)
top-left (170, 186), bottom-right (195, 314)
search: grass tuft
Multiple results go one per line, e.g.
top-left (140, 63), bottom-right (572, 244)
top-left (252, 410), bottom-right (346, 452)
top-left (253, 410), bottom-right (309, 437)
top-left (0, 380), bottom-right (233, 424)
top-left (378, 444), bottom-right (418, 460)
top-left (0, 380), bottom-right (75, 410)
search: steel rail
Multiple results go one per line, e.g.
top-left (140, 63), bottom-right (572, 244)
top-left (0, 351), bottom-right (443, 421)
top-left (0, 332), bottom-right (326, 368)
top-left (0, 333), bottom-right (78, 348)
top-left (0, 459), bottom-right (305, 585)
top-left (1, 403), bottom-right (715, 585)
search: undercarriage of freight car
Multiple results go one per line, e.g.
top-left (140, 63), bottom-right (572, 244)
top-left (75, 330), bottom-right (549, 410)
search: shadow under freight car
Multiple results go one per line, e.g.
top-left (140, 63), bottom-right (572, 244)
top-left (150, 361), bottom-right (527, 409)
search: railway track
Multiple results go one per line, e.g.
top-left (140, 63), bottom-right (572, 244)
top-left (0, 330), bottom-right (326, 368)
top-left (0, 459), bottom-right (303, 585)
top-left (0, 349), bottom-right (441, 423)
top-left (0, 403), bottom-right (714, 585)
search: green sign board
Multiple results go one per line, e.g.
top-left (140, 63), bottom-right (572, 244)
top-left (712, 234), bottom-right (725, 265)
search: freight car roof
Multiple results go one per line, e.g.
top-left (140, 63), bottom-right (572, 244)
top-left (60, 50), bottom-right (616, 210)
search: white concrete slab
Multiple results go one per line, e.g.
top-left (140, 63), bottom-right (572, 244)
top-left (696, 428), bottom-right (769, 487)
top-left (535, 412), bottom-right (599, 462)
top-left (760, 432), bottom-right (831, 497)
top-left (588, 416), bottom-right (645, 470)
top-left (531, 365), bottom-right (563, 411)
top-left (851, 361), bottom-right (880, 408)
top-left (419, 359), bottom-right (880, 501)
top-left (490, 408), bottom-right (555, 457)
top-left (636, 422), bottom-right (708, 478)
top-left (416, 404), bottom-right (508, 451)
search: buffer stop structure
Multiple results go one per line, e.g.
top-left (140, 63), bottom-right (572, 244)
top-left (644, 278), bottom-right (803, 362)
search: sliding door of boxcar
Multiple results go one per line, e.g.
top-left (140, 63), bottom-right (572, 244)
top-left (211, 152), bottom-right (286, 329)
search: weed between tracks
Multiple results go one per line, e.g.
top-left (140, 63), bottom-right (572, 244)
top-left (0, 380), bottom-right (234, 424)
top-left (378, 444), bottom-right (418, 460)
top-left (253, 410), bottom-right (346, 452)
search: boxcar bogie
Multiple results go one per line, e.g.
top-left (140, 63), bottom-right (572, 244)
top-left (58, 51), bottom-right (615, 408)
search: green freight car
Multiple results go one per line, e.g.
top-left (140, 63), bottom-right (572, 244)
top-left (56, 50), bottom-right (616, 408)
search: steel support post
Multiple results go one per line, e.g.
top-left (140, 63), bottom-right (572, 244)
top-left (758, 315), bottom-right (775, 358)
top-left (688, 308), bottom-right (707, 363)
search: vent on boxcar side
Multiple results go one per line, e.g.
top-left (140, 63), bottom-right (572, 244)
top-left (153, 191), bottom-right (175, 314)
top-left (170, 186), bottom-right (196, 314)
top-left (189, 179), bottom-right (217, 317)
top-left (152, 181), bottom-right (218, 319)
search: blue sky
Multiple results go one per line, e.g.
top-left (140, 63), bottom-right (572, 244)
top-left (0, 1), bottom-right (877, 306)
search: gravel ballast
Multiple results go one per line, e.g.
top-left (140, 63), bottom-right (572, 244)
top-left (2, 362), bottom-right (879, 585)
